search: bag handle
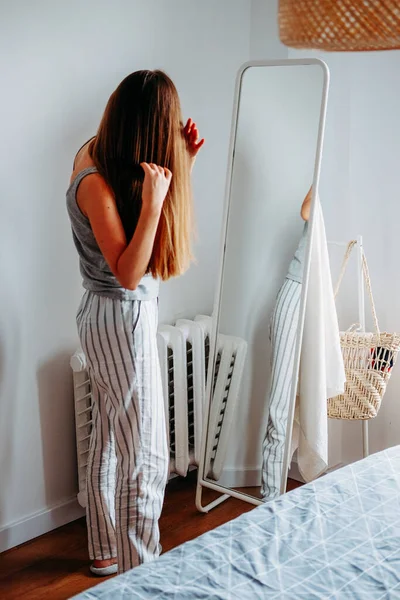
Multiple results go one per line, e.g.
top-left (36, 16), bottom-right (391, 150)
top-left (334, 240), bottom-right (380, 334)
top-left (346, 323), bottom-right (362, 333)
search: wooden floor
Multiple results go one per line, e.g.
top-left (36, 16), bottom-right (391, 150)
top-left (0, 476), bottom-right (302, 600)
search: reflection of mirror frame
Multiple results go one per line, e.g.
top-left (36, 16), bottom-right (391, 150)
top-left (196, 58), bottom-right (330, 512)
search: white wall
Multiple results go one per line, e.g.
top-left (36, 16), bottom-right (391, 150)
top-left (0, 0), bottom-right (251, 549)
top-left (250, 0), bottom-right (288, 60)
top-left (286, 48), bottom-right (400, 468)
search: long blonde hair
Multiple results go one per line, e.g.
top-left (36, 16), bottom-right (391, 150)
top-left (89, 70), bottom-right (193, 280)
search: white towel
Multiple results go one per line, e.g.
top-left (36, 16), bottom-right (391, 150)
top-left (291, 198), bottom-right (345, 482)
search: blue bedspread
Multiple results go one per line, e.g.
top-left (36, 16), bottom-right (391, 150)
top-left (73, 447), bottom-right (400, 599)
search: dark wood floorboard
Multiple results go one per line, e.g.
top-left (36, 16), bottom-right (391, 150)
top-left (0, 475), bottom-right (302, 599)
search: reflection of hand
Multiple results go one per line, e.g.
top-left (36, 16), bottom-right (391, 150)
top-left (301, 186), bottom-right (312, 221)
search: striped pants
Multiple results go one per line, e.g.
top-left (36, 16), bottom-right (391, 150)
top-left (261, 278), bottom-right (301, 501)
top-left (77, 292), bottom-right (168, 574)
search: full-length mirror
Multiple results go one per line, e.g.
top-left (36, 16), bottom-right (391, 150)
top-left (197, 60), bottom-right (329, 508)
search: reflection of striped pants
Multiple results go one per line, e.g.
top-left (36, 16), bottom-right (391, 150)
top-left (261, 279), bottom-right (301, 500)
top-left (77, 292), bottom-right (168, 574)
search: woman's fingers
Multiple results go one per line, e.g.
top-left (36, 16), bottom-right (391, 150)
top-left (143, 162), bottom-right (156, 173)
top-left (148, 163), bottom-right (165, 177)
top-left (164, 167), bottom-right (173, 180)
top-left (140, 162), bottom-right (153, 175)
top-left (142, 162), bottom-right (172, 181)
top-left (141, 162), bottom-right (155, 175)
top-left (185, 118), bottom-right (201, 141)
top-left (184, 118), bottom-right (205, 155)
top-left (140, 161), bottom-right (174, 185)
top-left (190, 126), bottom-right (197, 142)
top-left (194, 138), bottom-right (205, 151)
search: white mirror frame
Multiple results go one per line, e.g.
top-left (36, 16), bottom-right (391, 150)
top-left (196, 59), bottom-right (330, 512)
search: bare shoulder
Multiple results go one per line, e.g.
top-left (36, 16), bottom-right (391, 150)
top-left (76, 169), bottom-right (115, 217)
top-left (70, 140), bottom-right (115, 215)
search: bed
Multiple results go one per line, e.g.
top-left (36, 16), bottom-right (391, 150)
top-left (73, 446), bottom-right (400, 599)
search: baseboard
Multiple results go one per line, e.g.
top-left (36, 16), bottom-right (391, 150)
top-left (0, 496), bottom-right (85, 553)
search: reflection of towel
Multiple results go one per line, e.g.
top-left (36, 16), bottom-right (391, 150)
top-left (291, 198), bottom-right (345, 482)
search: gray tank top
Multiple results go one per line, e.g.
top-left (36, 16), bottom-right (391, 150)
top-left (286, 221), bottom-right (309, 284)
top-left (66, 166), bottom-right (159, 301)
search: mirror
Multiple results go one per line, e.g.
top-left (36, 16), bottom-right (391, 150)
top-left (197, 60), bottom-right (329, 508)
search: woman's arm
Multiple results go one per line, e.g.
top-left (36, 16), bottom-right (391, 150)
top-left (301, 186), bottom-right (313, 222)
top-left (77, 163), bottom-right (172, 290)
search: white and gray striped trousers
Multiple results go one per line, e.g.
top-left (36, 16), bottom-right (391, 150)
top-left (77, 292), bottom-right (168, 574)
top-left (261, 278), bottom-right (301, 501)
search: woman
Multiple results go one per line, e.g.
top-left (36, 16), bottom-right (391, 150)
top-left (67, 70), bottom-right (204, 575)
top-left (261, 187), bottom-right (312, 501)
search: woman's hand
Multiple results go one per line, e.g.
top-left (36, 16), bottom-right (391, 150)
top-left (183, 118), bottom-right (205, 165)
top-left (140, 162), bottom-right (172, 213)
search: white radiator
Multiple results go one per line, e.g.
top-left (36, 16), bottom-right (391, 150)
top-left (72, 315), bottom-right (247, 507)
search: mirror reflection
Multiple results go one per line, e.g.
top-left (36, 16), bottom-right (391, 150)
top-left (204, 64), bottom-right (325, 501)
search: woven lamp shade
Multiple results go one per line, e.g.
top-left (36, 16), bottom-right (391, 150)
top-left (279, 0), bottom-right (400, 52)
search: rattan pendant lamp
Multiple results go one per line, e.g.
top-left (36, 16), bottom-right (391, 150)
top-left (279, 0), bottom-right (400, 52)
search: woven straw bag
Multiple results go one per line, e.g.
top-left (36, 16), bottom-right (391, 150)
top-left (328, 241), bottom-right (400, 420)
top-left (279, 0), bottom-right (400, 52)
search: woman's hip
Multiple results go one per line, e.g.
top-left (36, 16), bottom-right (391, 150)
top-left (76, 292), bottom-right (159, 368)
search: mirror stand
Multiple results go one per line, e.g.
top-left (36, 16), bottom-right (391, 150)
top-left (196, 479), bottom-right (262, 513)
